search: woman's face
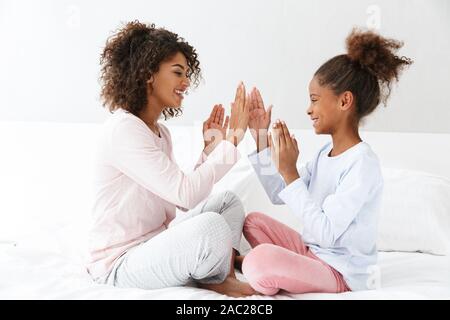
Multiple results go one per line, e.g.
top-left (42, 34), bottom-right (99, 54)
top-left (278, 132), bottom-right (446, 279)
top-left (147, 51), bottom-right (191, 109)
top-left (306, 76), bottom-right (344, 134)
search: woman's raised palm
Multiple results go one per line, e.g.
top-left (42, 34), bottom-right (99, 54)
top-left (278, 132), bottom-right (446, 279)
top-left (202, 104), bottom-right (229, 154)
top-left (248, 88), bottom-right (272, 142)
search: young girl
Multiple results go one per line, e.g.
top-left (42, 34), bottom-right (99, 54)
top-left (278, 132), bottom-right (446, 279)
top-left (239, 28), bottom-right (412, 295)
top-left (86, 21), bottom-right (255, 297)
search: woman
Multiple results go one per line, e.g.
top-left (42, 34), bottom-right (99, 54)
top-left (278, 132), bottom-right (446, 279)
top-left (86, 21), bottom-right (255, 297)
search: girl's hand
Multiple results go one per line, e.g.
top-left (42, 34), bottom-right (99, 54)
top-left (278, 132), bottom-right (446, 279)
top-left (248, 88), bottom-right (273, 152)
top-left (226, 82), bottom-right (250, 146)
top-left (203, 104), bottom-right (229, 155)
top-left (268, 120), bottom-right (300, 185)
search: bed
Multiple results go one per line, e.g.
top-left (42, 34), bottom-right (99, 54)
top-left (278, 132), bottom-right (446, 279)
top-left (1, 121), bottom-right (449, 299)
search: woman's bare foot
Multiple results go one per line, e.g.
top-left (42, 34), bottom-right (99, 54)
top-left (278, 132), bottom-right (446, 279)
top-left (229, 250), bottom-right (238, 278)
top-left (198, 276), bottom-right (257, 298)
top-left (234, 255), bottom-right (245, 272)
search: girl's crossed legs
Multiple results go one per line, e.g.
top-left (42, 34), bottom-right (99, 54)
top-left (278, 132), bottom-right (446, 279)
top-left (240, 212), bottom-right (350, 295)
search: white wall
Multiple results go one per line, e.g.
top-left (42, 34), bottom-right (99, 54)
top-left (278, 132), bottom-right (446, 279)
top-left (1, 0), bottom-right (449, 133)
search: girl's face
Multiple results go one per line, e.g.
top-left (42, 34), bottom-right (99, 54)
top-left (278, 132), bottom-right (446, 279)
top-left (307, 76), bottom-right (346, 135)
top-left (147, 51), bottom-right (191, 109)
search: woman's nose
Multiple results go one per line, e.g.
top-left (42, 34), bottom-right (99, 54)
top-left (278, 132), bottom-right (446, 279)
top-left (182, 78), bottom-right (190, 89)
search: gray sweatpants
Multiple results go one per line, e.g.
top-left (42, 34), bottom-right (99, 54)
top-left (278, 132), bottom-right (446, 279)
top-left (97, 191), bottom-right (245, 289)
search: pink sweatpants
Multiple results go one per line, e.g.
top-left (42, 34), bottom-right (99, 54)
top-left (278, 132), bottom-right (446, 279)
top-left (242, 212), bottom-right (350, 295)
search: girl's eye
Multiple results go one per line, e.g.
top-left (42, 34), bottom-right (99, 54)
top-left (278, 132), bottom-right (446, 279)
top-left (174, 71), bottom-right (183, 76)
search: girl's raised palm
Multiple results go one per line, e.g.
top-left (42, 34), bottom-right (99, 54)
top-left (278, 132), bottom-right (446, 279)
top-left (248, 88), bottom-right (272, 152)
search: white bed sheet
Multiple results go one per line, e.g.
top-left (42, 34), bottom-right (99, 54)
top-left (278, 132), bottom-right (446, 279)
top-left (1, 244), bottom-right (449, 300)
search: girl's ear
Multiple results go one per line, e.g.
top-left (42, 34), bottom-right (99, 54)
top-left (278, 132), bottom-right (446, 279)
top-left (339, 91), bottom-right (354, 111)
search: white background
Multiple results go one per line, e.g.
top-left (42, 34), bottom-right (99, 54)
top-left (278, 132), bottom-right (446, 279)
top-left (0, 0), bottom-right (449, 133)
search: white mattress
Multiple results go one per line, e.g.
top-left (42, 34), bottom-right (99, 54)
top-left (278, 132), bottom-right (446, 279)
top-left (1, 244), bottom-right (449, 300)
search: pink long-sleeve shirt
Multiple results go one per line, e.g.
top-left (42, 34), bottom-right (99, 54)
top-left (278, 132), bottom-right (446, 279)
top-left (86, 109), bottom-right (240, 279)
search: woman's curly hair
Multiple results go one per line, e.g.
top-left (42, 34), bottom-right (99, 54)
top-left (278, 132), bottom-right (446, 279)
top-left (100, 21), bottom-right (201, 120)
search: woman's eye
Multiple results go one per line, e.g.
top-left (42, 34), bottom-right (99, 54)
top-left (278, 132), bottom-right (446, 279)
top-left (174, 71), bottom-right (183, 76)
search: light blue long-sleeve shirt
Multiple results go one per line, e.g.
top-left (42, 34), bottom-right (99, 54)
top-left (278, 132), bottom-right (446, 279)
top-left (248, 141), bottom-right (383, 291)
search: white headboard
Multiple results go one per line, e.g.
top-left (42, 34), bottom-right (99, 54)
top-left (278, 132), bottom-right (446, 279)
top-left (287, 129), bottom-right (450, 179)
top-left (1, 122), bottom-right (448, 180)
top-left (359, 131), bottom-right (450, 179)
top-left (167, 125), bottom-right (450, 180)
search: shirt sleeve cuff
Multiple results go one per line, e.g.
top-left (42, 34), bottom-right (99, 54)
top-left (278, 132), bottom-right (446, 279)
top-left (248, 148), bottom-right (272, 166)
top-left (205, 140), bottom-right (241, 182)
top-left (194, 150), bottom-right (208, 170)
top-left (278, 177), bottom-right (309, 204)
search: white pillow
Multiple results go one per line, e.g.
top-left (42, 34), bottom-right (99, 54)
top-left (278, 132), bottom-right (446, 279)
top-left (377, 168), bottom-right (450, 255)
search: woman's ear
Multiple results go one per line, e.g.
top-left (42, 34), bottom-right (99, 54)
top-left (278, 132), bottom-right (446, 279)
top-left (339, 91), bottom-right (354, 111)
top-left (146, 76), bottom-right (154, 94)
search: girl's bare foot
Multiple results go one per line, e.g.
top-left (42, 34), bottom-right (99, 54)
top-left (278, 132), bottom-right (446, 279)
top-left (198, 276), bottom-right (257, 298)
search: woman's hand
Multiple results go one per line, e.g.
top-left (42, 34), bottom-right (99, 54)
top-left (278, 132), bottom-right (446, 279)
top-left (268, 120), bottom-right (300, 185)
top-left (248, 88), bottom-right (273, 152)
top-left (226, 82), bottom-right (250, 146)
top-left (203, 104), bottom-right (229, 155)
